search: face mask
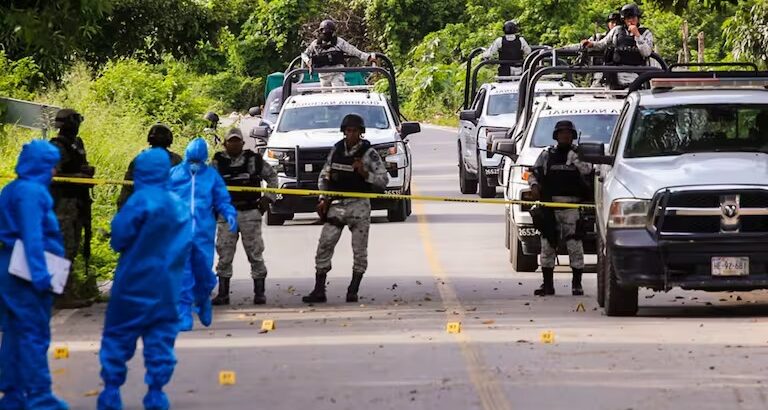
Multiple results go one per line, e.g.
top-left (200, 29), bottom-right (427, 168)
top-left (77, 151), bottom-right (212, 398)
top-left (189, 162), bottom-right (202, 173)
top-left (557, 142), bottom-right (573, 151)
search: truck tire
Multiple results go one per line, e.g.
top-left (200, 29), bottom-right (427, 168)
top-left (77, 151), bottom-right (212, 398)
top-left (604, 249), bottom-right (639, 316)
top-left (266, 209), bottom-right (286, 226)
top-left (458, 153), bottom-right (478, 194)
top-left (510, 225), bottom-right (538, 273)
top-left (477, 159), bottom-right (496, 198)
top-left (596, 235), bottom-right (606, 308)
top-left (387, 200), bottom-right (408, 222)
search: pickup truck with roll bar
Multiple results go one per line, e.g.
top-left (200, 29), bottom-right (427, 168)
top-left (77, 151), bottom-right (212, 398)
top-left (580, 67), bottom-right (768, 316)
top-left (250, 54), bottom-right (421, 225)
top-left (456, 45), bottom-right (566, 197)
top-left (491, 63), bottom-right (665, 273)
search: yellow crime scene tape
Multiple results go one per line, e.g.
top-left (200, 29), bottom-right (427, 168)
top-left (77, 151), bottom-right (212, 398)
top-left (0, 175), bottom-right (594, 209)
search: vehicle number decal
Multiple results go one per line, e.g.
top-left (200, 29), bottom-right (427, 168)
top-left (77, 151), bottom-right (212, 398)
top-left (518, 227), bottom-right (540, 237)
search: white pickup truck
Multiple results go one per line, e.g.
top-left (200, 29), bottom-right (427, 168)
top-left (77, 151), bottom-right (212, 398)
top-left (581, 72), bottom-right (768, 316)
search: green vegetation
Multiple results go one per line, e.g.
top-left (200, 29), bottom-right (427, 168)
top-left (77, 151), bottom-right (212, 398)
top-left (1, 0), bottom-right (765, 291)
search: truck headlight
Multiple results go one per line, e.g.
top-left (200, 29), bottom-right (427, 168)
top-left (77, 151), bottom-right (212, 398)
top-left (376, 142), bottom-right (406, 170)
top-left (266, 149), bottom-right (291, 173)
top-left (608, 199), bottom-right (650, 228)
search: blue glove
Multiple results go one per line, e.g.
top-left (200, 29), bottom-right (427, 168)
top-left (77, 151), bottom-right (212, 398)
top-left (226, 214), bottom-right (238, 233)
top-left (32, 274), bottom-right (52, 293)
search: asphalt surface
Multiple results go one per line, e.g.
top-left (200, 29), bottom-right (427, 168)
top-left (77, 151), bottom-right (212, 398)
top-left (50, 126), bottom-right (768, 409)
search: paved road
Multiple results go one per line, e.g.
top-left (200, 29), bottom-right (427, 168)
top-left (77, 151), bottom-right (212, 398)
top-left (51, 126), bottom-right (768, 409)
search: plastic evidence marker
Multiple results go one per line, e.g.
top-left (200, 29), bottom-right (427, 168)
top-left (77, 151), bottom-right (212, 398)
top-left (446, 322), bottom-right (462, 334)
top-left (219, 371), bottom-right (237, 385)
top-left (540, 331), bottom-right (555, 344)
top-left (53, 346), bottom-right (69, 359)
top-left (261, 320), bottom-right (276, 331)
top-left (576, 303), bottom-right (586, 312)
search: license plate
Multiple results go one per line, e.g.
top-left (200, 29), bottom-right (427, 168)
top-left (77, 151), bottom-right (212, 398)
top-left (304, 164), bottom-right (312, 172)
top-left (711, 257), bottom-right (749, 276)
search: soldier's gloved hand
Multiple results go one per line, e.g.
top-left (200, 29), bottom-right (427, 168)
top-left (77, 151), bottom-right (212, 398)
top-left (566, 150), bottom-right (578, 165)
top-left (530, 184), bottom-right (541, 201)
top-left (226, 214), bottom-right (238, 233)
top-left (258, 197), bottom-right (272, 214)
top-left (316, 199), bottom-right (330, 221)
top-left (81, 165), bottom-right (96, 177)
top-left (32, 274), bottom-right (52, 293)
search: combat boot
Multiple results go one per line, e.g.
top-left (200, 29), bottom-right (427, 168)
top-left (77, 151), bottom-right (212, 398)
top-left (534, 268), bottom-right (556, 296)
top-left (212, 277), bottom-right (230, 306)
top-left (253, 278), bottom-right (266, 305)
top-left (302, 273), bottom-right (327, 303)
top-left (346, 273), bottom-right (364, 303)
top-left (572, 268), bottom-right (584, 296)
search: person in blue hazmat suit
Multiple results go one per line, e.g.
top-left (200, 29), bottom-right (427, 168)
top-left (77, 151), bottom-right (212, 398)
top-left (97, 148), bottom-right (192, 410)
top-left (169, 138), bottom-right (237, 331)
top-left (0, 140), bottom-right (69, 410)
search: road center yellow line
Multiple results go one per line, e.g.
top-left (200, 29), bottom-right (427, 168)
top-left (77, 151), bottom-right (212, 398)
top-left (412, 184), bottom-right (512, 410)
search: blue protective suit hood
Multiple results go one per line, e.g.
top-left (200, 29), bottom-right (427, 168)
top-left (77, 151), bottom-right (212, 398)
top-left (185, 138), bottom-right (209, 163)
top-left (133, 148), bottom-right (171, 190)
top-left (15, 140), bottom-right (60, 185)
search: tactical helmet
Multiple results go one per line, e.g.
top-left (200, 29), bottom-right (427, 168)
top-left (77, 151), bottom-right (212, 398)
top-left (147, 123), bottom-right (173, 148)
top-left (606, 11), bottom-right (621, 23)
top-left (503, 20), bottom-right (519, 35)
top-left (54, 108), bottom-right (84, 129)
top-left (552, 120), bottom-right (577, 140)
top-left (620, 3), bottom-right (642, 19)
top-left (319, 19), bottom-right (336, 34)
top-left (340, 114), bottom-right (366, 133)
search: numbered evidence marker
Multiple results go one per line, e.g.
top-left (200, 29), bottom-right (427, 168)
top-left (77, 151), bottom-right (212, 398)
top-left (540, 330), bottom-right (555, 344)
top-left (53, 346), bottom-right (70, 359)
top-left (261, 320), bottom-right (276, 331)
top-left (446, 322), bottom-right (462, 334)
top-left (576, 303), bottom-right (586, 312)
top-left (219, 371), bottom-right (237, 386)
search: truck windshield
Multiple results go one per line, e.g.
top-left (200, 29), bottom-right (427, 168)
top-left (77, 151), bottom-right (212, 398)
top-left (625, 104), bottom-right (768, 158)
top-left (277, 105), bottom-right (390, 132)
top-left (487, 93), bottom-right (519, 116)
top-left (531, 114), bottom-right (618, 147)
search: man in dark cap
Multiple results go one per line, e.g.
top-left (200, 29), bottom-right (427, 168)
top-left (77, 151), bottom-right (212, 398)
top-left (210, 128), bottom-right (278, 306)
top-left (528, 120), bottom-right (593, 296)
top-left (301, 19), bottom-right (376, 87)
top-left (50, 108), bottom-right (96, 308)
top-left (117, 123), bottom-right (183, 209)
top-left (483, 20), bottom-right (532, 77)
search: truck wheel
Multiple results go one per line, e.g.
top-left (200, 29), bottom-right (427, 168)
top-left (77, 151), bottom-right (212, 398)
top-left (265, 209), bottom-right (286, 226)
top-left (477, 160), bottom-right (496, 198)
top-left (387, 200), bottom-right (408, 222)
top-left (510, 225), bottom-right (538, 272)
top-left (604, 249), bottom-right (639, 316)
top-left (596, 235), bottom-right (606, 308)
top-left (459, 154), bottom-right (478, 194)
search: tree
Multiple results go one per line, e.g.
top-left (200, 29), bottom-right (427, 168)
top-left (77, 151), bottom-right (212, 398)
top-left (724, 0), bottom-right (768, 68)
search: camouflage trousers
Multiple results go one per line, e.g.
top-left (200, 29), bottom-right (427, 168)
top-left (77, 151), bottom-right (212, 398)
top-left (55, 198), bottom-right (83, 262)
top-left (319, 66), bottom-right (346, 88)
top-left (215, 209), bottom-right (267, 279)
top-left (540, 208), bottom-right (585, 269)
top-left (315, 198), bottom-right (371, 275)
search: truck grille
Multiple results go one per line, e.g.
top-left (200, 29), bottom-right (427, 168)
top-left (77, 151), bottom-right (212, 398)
top-left (653, 187), bottom-right (768, 236)
top-left (284, 148), bottom-right (330, 185)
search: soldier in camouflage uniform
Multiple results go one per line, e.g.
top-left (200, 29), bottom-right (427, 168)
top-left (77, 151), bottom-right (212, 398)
top-left (49, 108), bottom-right (96, 308)
top-left (302, 114), bottom-right (389, 303)
top-left (211, 128), bottom-right (278, 305)
top-left (529, 120), bottom-right (592, 296)
top-left (116, 123), bottom-right (183, 210)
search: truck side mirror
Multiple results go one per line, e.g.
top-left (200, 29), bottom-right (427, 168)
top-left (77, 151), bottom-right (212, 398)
top-left (491, 140), bottom-right (518, 162)
top-left (459, 110), bottom-right (478, 122)
top-left (251, 126), bottom-right (270, 140)
top-left (578, 142), bottom-right (614, 165)
top-left (400, 122), bottom-right (421, 138)
top-left (249, 107), bottom-right (262, 117)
